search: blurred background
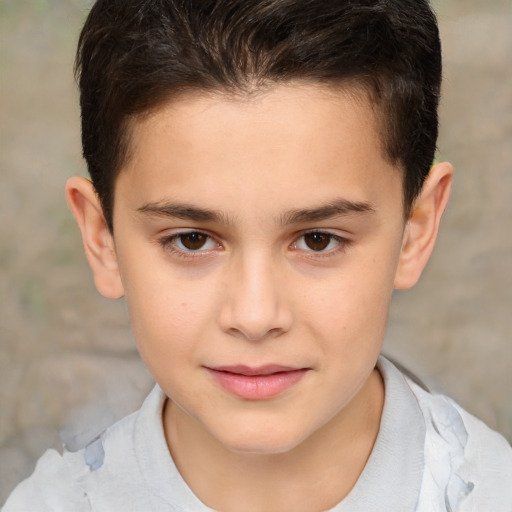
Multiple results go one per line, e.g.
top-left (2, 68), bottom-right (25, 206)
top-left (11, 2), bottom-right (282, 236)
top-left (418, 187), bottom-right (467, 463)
top-left (0, 0), bottom-right (511, 503)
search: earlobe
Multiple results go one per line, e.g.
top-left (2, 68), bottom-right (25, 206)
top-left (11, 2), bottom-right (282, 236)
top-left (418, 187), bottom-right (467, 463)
top-left (394, 161), bottom-right (453, 290)
top-left (65, 176), bottom-right (125, 299)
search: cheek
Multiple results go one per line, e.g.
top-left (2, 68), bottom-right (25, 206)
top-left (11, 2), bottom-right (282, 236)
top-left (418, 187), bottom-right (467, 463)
top-left (126, 287), bottom-right (214, 386)
top-left (301, 246), bottom-right (399, 344)
top-left (119, 254), bottom-right (218, 358)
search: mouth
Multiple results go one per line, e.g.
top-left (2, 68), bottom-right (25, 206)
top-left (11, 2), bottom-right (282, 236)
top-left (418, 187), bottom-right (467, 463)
top-left (205, 365), bottom-right (309, 400)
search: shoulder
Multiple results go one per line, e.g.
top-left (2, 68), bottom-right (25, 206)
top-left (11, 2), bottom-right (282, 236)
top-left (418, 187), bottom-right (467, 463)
top-left (2, 396), bottom-right (149, 512)
top-left (2, 448), bottom-right (92, 511)
top-left (449, 399), bottom-right (512, 510)
top-left (408, 379), bottom-right (512, 512)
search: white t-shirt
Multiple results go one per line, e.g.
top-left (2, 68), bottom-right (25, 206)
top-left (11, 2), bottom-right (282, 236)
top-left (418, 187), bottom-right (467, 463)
top-left (3, 357), bottom-right (512, 511)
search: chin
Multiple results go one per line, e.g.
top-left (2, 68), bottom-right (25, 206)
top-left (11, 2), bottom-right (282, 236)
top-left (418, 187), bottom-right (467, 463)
top-left (215, 424), bottom-right (308, 456)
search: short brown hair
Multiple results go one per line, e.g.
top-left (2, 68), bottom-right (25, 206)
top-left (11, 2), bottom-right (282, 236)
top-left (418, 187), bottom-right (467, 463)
top-left (76, 0), bottom-right (442, 231)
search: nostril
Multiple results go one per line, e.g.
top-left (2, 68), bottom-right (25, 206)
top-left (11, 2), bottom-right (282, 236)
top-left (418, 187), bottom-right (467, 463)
top-left (216, 265), bottom-right (293, 340)
top-left (225, 325), bottom-right (286, 342)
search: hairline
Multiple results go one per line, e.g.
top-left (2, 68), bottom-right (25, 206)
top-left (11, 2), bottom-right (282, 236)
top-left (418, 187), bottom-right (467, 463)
top-left (108, 78), bottom-right (406, 232)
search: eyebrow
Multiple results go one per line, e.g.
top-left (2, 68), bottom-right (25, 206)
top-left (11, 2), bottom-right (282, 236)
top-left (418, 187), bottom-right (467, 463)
top-left (137, 202), bottom-right (229, 224)
top-left (137, 197), bottom-right (374, 225)
top-left (279, 198), bottom-right (375, 225)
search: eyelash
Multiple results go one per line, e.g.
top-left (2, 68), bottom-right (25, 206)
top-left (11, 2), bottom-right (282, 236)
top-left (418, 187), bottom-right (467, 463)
top-left (158, 231), bottom-right (221, 259)
top-left (158, 230), bottom-right (350, 259)
top-left (291, 231), bottom-right (350, 258)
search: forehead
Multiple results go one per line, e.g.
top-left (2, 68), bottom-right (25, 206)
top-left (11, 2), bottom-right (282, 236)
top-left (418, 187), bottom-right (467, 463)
top-left (129, 83), bottom-right (381, 162)
top-left (117, 83), bottom-right (402, 220)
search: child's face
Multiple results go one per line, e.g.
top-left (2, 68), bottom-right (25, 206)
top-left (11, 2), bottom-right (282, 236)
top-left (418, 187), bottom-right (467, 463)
top-left (111, 84), bottom-right (407, 453)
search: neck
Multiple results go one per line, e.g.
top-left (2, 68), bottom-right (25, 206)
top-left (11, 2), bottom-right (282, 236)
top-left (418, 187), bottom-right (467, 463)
top-left (163, 369), bottom-right (384, 512)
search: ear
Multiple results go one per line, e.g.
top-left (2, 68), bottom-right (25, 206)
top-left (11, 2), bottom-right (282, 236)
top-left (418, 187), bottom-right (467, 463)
top-left (65, 176), bottom-right (125, 299)
top-left (394, 161), bottom-right (454, 290)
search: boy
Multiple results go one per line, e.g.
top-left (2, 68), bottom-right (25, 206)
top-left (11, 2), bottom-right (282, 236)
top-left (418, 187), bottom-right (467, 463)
top-left (4, 0), bottom-right (512, 510)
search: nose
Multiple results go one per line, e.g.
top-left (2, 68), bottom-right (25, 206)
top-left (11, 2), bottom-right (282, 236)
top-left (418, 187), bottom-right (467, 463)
top-left (217, 253), bottom-right (293, 342)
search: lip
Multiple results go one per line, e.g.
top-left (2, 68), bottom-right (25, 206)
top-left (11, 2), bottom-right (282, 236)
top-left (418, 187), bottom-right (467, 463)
top-left (206, 365), bottom-right (309, 400)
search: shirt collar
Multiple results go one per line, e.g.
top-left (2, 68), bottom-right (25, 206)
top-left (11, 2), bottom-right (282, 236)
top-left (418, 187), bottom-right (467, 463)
top-left (328, 356), bottom-right (426, 511)
top-left (134, 355), bottom-right (426, 511)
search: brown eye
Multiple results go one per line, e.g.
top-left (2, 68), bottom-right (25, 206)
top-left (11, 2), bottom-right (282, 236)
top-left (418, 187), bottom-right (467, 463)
top-left (303, 232), bottom-right (331, 251)
top-left (179, 232), bottom-right (208, 250)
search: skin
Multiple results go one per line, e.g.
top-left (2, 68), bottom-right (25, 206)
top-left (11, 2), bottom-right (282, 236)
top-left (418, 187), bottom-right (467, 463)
top-left (66, 83), bottom-right (453, 511)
